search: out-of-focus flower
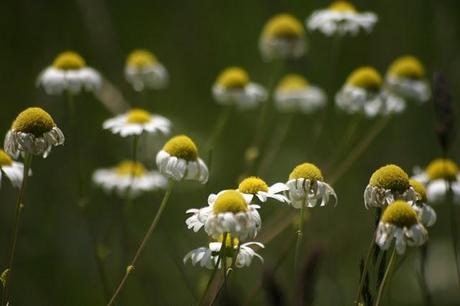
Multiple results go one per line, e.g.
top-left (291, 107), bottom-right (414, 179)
top-left (364, 164), bottom-right (418, 209)
top-left (386, 56), bottom-right (430, 103)
top-left (274, 74), bottom-right (327, 113)
top-left (409, 179), bottom-right (436, 227)
top-left (103, 108), bottom-right (171, 137)
top-left (212, 67), bottom-right (267, 110)
top-left (412, 158), bottom-right (460, 203)
top-left (37, 51), bottom-right (101, 95)
top-left (376, 200), bottom-right (428, 254)
top-left (0, 149), bottom-right (25, 188)
top-left (125, 49), bottom-right (168, 91)
top-left (4, 107), bottom-right (65, 158)
top-left (307, 1), bottom-right (377, 36)
top-left (156, 135), bottom-right (208, 183)
top-left (259, 14), bottom-right (306, 61)
top-left (92, 160), bottom-right (167, 198)
top-left (238, 176), bottom-right (289, 203)
top-left (336, 66), bottom-right (405, 117)
top-left (286, 162), bottom-right (337, 208)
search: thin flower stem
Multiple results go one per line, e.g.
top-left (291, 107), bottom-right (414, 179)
top-left (354, 234), bottom-right (377, 305)
top-left (205, 106), bottom-right (233, 153)
top-left (107, 182), bottom-right (174, 306)
top-left (447, 182), bottom-right (460, 286)
top-left (1, 153), bottom-right (32, 306)
top-left (294, 204), bottom-right (305, 274)
top-left (124, 135), bottom-right (140, 210)
top-left (419, 244), bottom-right (432, 306)
top-left (375, 247), bottom-right (397, 306)
top-left (198, 254), bottom-right (222, 306)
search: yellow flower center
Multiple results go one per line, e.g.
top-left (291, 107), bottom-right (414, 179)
top-left (369, 164), bottom-right (410, 191)
top-left (216, 67), bottom-right (250, 89)
top-left (218, 234), bottom-right (239, 248)
top-left (239, 176), bottom-right (269, 194)
top-left (409, 179), bottom-right (427, 203)
top-left (163, 135), bottom-right (198, 161)
top-left (382, 201), bottom-right (418, 227)
top-left (329, 1), bottom-right (357, 12)
top-left (387, 56), bottom-right (425, 80)
top-left (115, 160), bottom-right (146, 177)
top-left (277, 74), bottom-right (309, 91)
top-left (126, 49), bottom-right (157, 68)
top-left (126, 108), bottom-right (152, 124)
top-left (12, 107), bottom-right (56, 137)
top-left (347, 67), bottom-right (382, 91)
top-left (213, 190), bottom-right (249, 214)
top-left (426, 158), bottom-right (459, 181)
top-left (0, 150), bottom-right (13, 167)
top-left (289, 163), bottom-right (324, 181)
top-left (52, 51), bottom-right (86, 70)
top-left (262, 14), bottom-right (304, 39)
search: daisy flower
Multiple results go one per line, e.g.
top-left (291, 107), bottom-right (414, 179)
top-left (183, 234), bottom-right (264, 269)
top-left (238, 176), bottom-right (289, 203)
top-left (364, 164), bottom-right (418, 209)
top-left (0, 149), bottom-right (25, 188)
top-left (212, 67), bottom-right (267, 110)
top-left (307, 1), bottom-right (377, 36)
top-left (286, 162), bottom-right (337, 208)
top-left (386, 56), bottom-right (430, 103)
top-left (186, 190), bottom-right (261, 240)
top-left (376, 200), bottom-right (428, 254)
top-left (409, 179), bottom-right (436, 227)
top-left (259, 13), bottom-right (307, 61)
top-left (156, 135), bottom-right (208, 184)
top-left (125, 49), bottom-right (169, 91)
top-left (4, 107), bottom-right (65, 159)
top-left (37, 51), bottom-right (101, 95)
top-left (103, 108), bottom-right (171, 137)
top-left (412, 158), bottom-right (460, 203)
top-left (274, 74), bottom-right (327, 113)
top-left (92, 160), bottom-right (167, 198)
top-left (335, 66), bottom-right (405, 118)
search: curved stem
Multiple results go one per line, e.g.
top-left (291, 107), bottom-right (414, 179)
top-left (375, 247), bottom-right (397, 306)
top-left (294, 204), bottom-right (305, 274)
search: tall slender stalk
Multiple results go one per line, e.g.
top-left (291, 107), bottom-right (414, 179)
top-left (354, 233), bottom-right (377, 305)
top-left (294, 203), bottom-right (305, 274)
top-left (420, 244), bottom-right (432, 306)
top-left (447, 181), bottom-right (460, 286)
top-left (375, 247), bottom-right (397, 306)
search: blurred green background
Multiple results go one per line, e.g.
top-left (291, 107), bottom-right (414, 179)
top-left (1, 0), bottom-right (460, 305)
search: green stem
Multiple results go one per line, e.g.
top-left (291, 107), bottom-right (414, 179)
top-left (125, 135), bottom-right (140, 208)
top-left (354, 233), bottom-right (377, 305)
top-left (375, 247), bottom-right (397, 306)
top-left (106, 182), bottom-right (174, 306)
top-left (294, 204), bottom-right (305, 274)
top-left (447, 182), bottom-right (460, 286)
top-left (198, 254), bottom-right (222, 306)
top-left (205, 106), bottom-right (233, 153)
top-left (419, 244), bottom-right (432, 306)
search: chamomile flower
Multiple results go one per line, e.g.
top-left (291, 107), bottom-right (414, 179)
top-left (386, 56), bottom-right (430, 103)
top-left (37, 51), bottom-right (101, 95)
top-left (125, 49), bottom-right (169, 91)
top-left (412, 158), bottom-right (460, 203)
top-left (92, 160), bottom-right (167, 198)
top-left (103, 108), bottom-right (171, 137)
top-left (286, 163), bottom-right (337, 208)
top-left (186, 190), bottom-right (261, 240)
top-left (259, 14), bottom-right (307, 61)
top-left (183, 234), bottom-right (264, 269)
top-left (307, 1), bottom-right (377, 36)
top-left (409, 179), bottom-right (436, 227)
top-left (238, 176), bottom-right (289, 203)
top-left (335, 66), bottom-right (405, 117)
top-left (376, 200), bottom-right (428, 254)
top-left (364, 164), bottom-right (418, 209)
top-left (274, 74), bottom-right (327, 113)
top-left (156, 135), bottom-right (208, 183)
top-left (4, 107), bottom-right (65, 159)
top-left (0, 149), bottom-right (25, 188)
top-left (212, 67), bottom-right (267, 110)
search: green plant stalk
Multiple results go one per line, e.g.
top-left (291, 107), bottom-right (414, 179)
top-left (354, 233), bottom-right (377, 305)
top-left (375, 247), bottom-right (397, 306)
top-left (447, 181), bottom-right (460, 286)
top-left (294, 204), bottom-right (305, 274)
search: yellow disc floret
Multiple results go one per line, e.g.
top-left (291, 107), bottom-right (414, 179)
top-left (239, 176), bottom-right (269, 194)
top-left (426, 158), bottom-right (459, 181)
top-left (126, 108), bottom-right (152, 124)
top-left (0, 150), bottom-right (13, 167)
top-left (163, 135), bottom-right (198, 161)
top-left (126, 49), bottom-right (157, 68)
top-left (116, 161), bottom-right (146, 177)
top-left (329, 1), bottom-right (356, 12)
top-left (262, 14), bottom-right (304, 39)
top-left (216, 67), bottom-right (250, 89)
top-left (382, 200), bottom-right (418, 227)
top-left (53, 51), bottom-right (86, 70)
top-left (277, 74), bottom-right (309, 91)
top-left (289, 163), bottom-right (324, 181)
top-left (387, 56), bottom-right (425, 80)
top-left (12, 107), bottom-right (56, 137)
top-left (218, 234), bottom-right (239, 248)
top-left (347, 67), bottom-right (383, 92)
top-left (369, 164), bottom-right (410, 191)
top-left (213, 190), bottom-right (249, 214)
top-left (409, 179), bottom-right (427, 202)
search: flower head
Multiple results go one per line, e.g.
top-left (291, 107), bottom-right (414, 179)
top-left (125, 49), bottom-right (168, 91)
top-left (409, 179), bottom-right (436, 227)
top-left (0, 149), bottom-right (26, 188)
top-left (238, 176), bottom-right (289, 204)
top-left (4, 107), bottom-right (65, 158)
